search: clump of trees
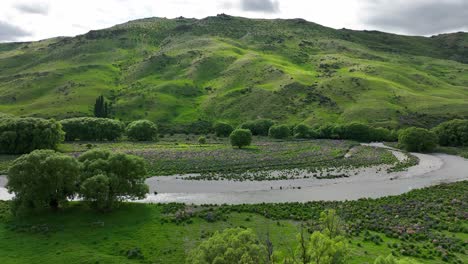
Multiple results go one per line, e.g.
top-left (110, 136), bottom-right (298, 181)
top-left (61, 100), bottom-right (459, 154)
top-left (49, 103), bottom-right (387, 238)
top-left (213, 122), bottom-right (233, 137)
top-left (230, 129), bottom-right (252, 148)
top-left (126, 120), bottom-right (158, 141)
top-left (240, 119), bottom-right (275, 136)
top-left (60, 117), bottom-right (124, 141)
top-left (94, 95), bottom-right (110, 118)
top-left (0, 117), bottom-right (64, 154)
top-left (7, 150), bottom-right (80, 213)
top-left (432, 119), bottom-right (468, 147)
top-left (7, 149), bottom-right (148, 213)
top-left (188, 210), bottom-right (349, 264)
top-left (398, 127), bottom-right (438, 152)
top-left (78, 149), bottom-right (148, 211)
top-left (187, 228), bottom-right (268, 264)
top-left (315, 123), bottom-right (396, 142)
top-left (268, 124), bottom-right (291, 139)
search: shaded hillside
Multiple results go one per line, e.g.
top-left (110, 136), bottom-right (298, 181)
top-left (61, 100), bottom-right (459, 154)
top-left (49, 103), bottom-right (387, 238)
top-left (0, 15), bottom-right (467, 128)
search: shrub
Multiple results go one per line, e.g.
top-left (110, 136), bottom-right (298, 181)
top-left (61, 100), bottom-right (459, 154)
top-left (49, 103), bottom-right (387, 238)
top-left (316, 123), bottom-right (340, 139)
top-left (432, 119), bottom-right (468, 147)
top-left (268, 124), bottom-right (291, 139)
top-left (370, 127), bottom-right (396, 142)
top-left (198, 136), bottom-right (206, 144)
top-left (0, 117), bottom-right (64, 154)
top-left (398, 127), bottom-right (438, 152)
top-left (338, 123), bottom-right (374, 142)
top-left (60, 117), bottom-right (124, 141)
top-left (7, 150), bottom-right (80, 212)
top-left (315, 123), bottom-right (396, 142)
top-left (126, 120), bottom-right (158, 141)
top-left (78, 149), bottom-right (148, 211)
top-left (213, 122), bottom-right (233, 137)
top-left (240, 119), bottom-right (275, 136)
top-left (187, 228), bottom-right (267, 264)
top-left (293, 124), bottom-right (318, 139)
top-left (230, 129), bottom-right (252, 149)
top-left (187, 120), bottom-right (213, 135)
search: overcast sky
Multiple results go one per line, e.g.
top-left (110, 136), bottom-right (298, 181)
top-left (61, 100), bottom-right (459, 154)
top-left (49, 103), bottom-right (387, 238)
top-left (1, 0), bottom-right (467, 42)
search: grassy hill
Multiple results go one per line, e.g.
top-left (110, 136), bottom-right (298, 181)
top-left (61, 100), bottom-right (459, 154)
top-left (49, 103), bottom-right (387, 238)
top-left (0, 15), bottom-right (467, 128)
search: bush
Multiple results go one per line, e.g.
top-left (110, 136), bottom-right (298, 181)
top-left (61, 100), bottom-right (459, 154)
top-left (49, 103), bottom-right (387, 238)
top-left (187, 228), bottom-right (267, 264)
top-left (370, 127), bottom-right (396, 142)
top-left (315, 123), bottom-right (396, 142)
top-left (213, 122), bottom-right (233, 137)
top-left (7, 150), bottom-right (80, 212)
top-left (187, 120), bottom-right (213, 135)
top-left (78, 149), bottom-right (148, 211)
top-left (316, 123), bottom-right (340, 139)
top-left (432, 119), bottom-right (468, 147)
top-left (60, 117), bottom-right (124, 141)
top-left (293, 124), bottom-right (318, 139)
top-left (198, 136), bottom-right (206, 144)
top-left (398, 127), bottom-right (438, 152)
top-left (338, 123), bottom-right (374, 142)
top-left (269, 124), bottom-right (291, 139)
top-left (240, 119), bottom-right (275, 136)
top-left (126, 120), bottom-right (158, 141)
top-left (230, 129), bottom-right (252, 149)
top-left (0, 117), bottom-right (64, 154)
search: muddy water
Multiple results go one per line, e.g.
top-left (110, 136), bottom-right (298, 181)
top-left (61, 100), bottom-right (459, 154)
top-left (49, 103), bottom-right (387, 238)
top-left (0, 144), bottom-right (467, 204)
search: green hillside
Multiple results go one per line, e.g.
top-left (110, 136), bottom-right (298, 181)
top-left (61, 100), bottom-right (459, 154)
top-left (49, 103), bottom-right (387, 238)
top-left (0, 14), bottom-right (467, 128)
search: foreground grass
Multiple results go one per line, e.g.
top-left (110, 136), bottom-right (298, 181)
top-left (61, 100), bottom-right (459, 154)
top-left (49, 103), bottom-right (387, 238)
top-left (0, 181), bottom-right (466, 264)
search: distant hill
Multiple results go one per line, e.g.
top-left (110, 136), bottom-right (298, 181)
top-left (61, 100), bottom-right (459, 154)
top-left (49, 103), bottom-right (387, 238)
top-left (0, 14), bottom-right (467, 128)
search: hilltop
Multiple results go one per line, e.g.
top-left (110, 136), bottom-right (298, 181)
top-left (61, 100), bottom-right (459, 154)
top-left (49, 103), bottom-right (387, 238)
top-left (0, 14), bottom-right (467, 128)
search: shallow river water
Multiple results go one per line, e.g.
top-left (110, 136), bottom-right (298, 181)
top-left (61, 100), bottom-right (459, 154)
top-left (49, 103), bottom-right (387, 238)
top-left (0, 143), bottom-right (467, 204)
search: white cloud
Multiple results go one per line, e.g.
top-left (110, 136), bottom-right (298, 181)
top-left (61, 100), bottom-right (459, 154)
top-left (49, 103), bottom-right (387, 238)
top-left (14, 1), bottom-right (50, 15)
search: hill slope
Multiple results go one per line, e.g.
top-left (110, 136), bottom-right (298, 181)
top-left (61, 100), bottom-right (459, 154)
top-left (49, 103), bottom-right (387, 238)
top-left (0, 15), bottom-right (467, 128)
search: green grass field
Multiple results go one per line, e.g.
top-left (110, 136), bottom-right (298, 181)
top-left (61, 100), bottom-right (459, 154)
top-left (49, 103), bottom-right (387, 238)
top-left (0, 181), bottom-right (466, 264)
top-left (0, 15), bottom-right (467, 128)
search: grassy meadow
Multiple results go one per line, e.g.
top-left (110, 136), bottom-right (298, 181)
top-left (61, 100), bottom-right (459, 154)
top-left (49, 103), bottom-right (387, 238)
top-left (0, 181), bottom-right (466, 264)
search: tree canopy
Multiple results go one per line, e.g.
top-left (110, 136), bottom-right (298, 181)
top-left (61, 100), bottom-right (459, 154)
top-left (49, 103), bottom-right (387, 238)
top-left (230, 129), bottom-right (252, 149)
top-left (187, 228), bottom-right (267, 264)
top-left (126, 120), bottom-right (158, 141)
top-left (78, 149), bottom-right (149, 210)
top-left (0, 117), bottom-right (64, 154)
top-left (7, 150), bottom-right (80, 213)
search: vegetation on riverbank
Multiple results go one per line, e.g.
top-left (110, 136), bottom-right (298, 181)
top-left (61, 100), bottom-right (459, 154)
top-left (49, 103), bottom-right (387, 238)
top-left (0, 181), bottom-right (465, 263)
top-left (1, 137), bottom-right (404, 178)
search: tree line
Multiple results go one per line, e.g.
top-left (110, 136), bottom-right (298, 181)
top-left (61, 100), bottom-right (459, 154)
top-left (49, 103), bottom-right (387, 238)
top-left (1, 114), bottom-right (467, 154)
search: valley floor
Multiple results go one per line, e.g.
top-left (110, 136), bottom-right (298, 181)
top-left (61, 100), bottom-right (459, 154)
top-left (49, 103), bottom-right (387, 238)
top-left (0, 137), bottom-right (467, 263)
